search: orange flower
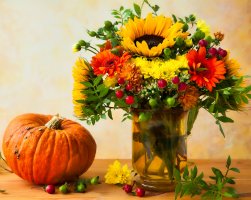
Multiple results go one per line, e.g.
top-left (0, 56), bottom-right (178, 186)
top-left (178, 86), bottom-right (200, 111)
top-left (91, 50), bottom-right (131, 77)
top-left (100, 40), bottom-right (112, 52)
top-left (187, 47), bottom-right (226, 92)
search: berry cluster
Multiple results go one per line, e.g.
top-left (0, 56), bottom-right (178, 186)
top-left (198, 39), bottom-right (227, 58)
top-left (115, 77), bottom-right (135, 105)
top-left (44, 176), bottom-right (99, 194)
top-left (122, 183), bottom-right (146, 197)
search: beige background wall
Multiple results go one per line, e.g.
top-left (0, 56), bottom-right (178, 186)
top-left (0, 0), bottom-right (250, 159)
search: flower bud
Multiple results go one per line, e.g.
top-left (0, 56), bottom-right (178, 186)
top-left (72, 43), bottom-right (81, 52)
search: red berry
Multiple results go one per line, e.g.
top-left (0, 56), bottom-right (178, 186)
top-left (198, 39), bottom-right (208, 47)
top-left (118, 77), bottom-right (125, 85)
top-left (157, 79), bottom-right (167, 89)
top-left (208, 47), bottom-right (218, 57)
top-left (115, 90), bottom-right (124, 99)
top-left (135, 188), bottom-right (145, 197)
top-left (218, 48), bottom-right (227, 57)
top-left (126, 84), bottom-right (133, 91)
top-left (178, 82), bottom-right (187, 91)
top-left (172, 76), bottom-right (180, 84)
top-left (125, 96), bottom-right (134, 105)
top-left (45, 185), bottom-right (55, 194)
top-left (123, 184), bottom-right (133, 193)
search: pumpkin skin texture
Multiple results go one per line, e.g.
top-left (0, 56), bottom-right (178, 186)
top-left (2, 113), bottom-right (96, 185)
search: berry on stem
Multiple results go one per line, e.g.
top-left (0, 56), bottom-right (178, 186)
top-left (157, 79), bottom-right (167, 89)
top-left (135, 188), bottom-right (145, 197)
top-left (76, 183), bottom-right (86, 193)
top-left (115, 90), bottom-right (124, 99)
top-left (208, 47), bottom-right (218, 57)
top-left (118, 77), bottom-right (125, 85)
top-left (178, 82), bottom-right (187, 91)
top-left (59, 183), bottom-right (68, 194)
top-left (218, 48), bottom-right (227, 57)
top-left (172, 76), bottom-right (180, 84)
top-left (45, 185), bottom-right (55, 194)
top-left (123, 184), bottom-right (133, 193)
top-left (125, 96), bottom-right (134, 105)
top-left (126, 84), bottom-right (133, 91)
top-left (198, 39), bottom-right (208, 47)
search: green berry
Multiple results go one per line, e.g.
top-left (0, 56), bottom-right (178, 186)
top-left (76, 183), bottom-right (86, 193)
top-left (78, 40), bottom-right (86, 46)
top-left (90, 176), bottom-right (99, 185)
top-left (104, 20), bottom-right (113, 29)
top-left (59, 183), bottom-right (68, 194)
top-left (149, 98), bottom-right (158, 108)
top-left (88, 30), bottom-right (96, 37)
top-left (139, 112), bottom-right (152, 122)
top-left (166, 97), bottom-right (175, 107)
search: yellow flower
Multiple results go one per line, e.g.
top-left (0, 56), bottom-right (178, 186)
top-left (225, 55), bottom-right (241, 77)
top-left (104, 76), bottom-right (117, 88)
top-left (72, 57), bottom-right (90, 117)
top-left (197, 19), bottom-right (211, 36)
top-left (118, 13), bottom-right (188, 57)
top-left (104, 160), bottom-right (131, 185)
top-left (133, 55), bottom-right (188, 81)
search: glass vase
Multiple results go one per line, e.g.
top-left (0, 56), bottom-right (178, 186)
top-left (132, 108), bottom-right (188, 192)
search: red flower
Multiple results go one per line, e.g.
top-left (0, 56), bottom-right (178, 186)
top-left (186, 47), bottom-right (226, 92)
top-left (91, 50), bottom-right (131, 77)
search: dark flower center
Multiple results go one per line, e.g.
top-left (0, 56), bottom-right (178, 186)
top-left (134, 35), bottom-right (164, 49)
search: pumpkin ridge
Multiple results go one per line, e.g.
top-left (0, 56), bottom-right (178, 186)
top-left (43, 129), bottom-right (56, 184)
top-left (61, 129), bottom-right (71, 181)
top-left (31, 127), bottom-right (48, 184)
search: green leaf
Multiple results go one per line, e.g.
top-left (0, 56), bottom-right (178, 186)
top-left (241, 95), bottom-right (249, 104)
top-left (209, 104), bottom-right (214, 113)
top-left (175, 183), bottom-right (182, 200)
top-left (229, 167), bottom-right (240, 173)
top-left (93, 76), bottom-right (102, 86)
top-left (217, 116), bottom-right (234, 123)
top-left (212, 167), bottom-right (223, 179)
top-left (99, 88), bottom-right (109, 98)
top-left (223, 192), bottom-right (235, 198)
top-left (244, 85), bottom-right (251, 93)
top-left (191, 166), bottom-right (198, 180)
top-left (173, 168), bottom-right (181, 181)
top-left (225, 177), bottom-right (235, 184)
top-left (133, 3), bottom-right (141, 17)
top-left (216, 119), bottom-right (225, 137)
top-left (246, 93), bottom-right (251, 99)
top-left (183, 166), bottom-right (189, 180)
top-left (172, 14), bottom-right (177, 22)
top-left (187, 106), bottom-right (199, 135)
top-left (226, 155), bottom-right (231, 168)
top-left (108, 109), bottom-right (113, 120)
top-left (82, 81), bottom-right (93, 88)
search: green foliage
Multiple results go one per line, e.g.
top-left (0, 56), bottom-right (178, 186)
top-left (174, 156), bottom-right (240, 200)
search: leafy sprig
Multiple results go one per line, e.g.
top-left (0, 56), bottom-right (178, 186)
top-left (174, 156), bottom-right (240, 200)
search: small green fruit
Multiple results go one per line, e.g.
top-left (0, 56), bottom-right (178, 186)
top-left (166, 97), bottom-right (175, 107)
top-left (59, 183), bottom-right (68, 194)
top-left (104, 20), bottom-right (113, 29)
top-left (149, 98), bottom-right (158, 108)
top-left (76, 183), bottom-right (86, 193)
top-left (90, 176), bottom-right (99, 185)
top-left (139, 112), bottom-right (151, 122)
top-left (78, 40), bottom-right (86, 46)
top-left (88, 31), bottom-right (97, 37)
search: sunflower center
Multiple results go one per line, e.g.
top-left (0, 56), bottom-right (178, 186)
top-left (134, 35), bottom-right (164, 49)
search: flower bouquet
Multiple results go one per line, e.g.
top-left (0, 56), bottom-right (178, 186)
top-left (72, 0), bottom-right (251, 192)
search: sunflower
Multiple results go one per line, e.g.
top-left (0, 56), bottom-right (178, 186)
top-left (72, 57), bottom-right (91, 117)
top-left (118, 13), bottom-right (188, 57)
top-left (91, 50), bottom-right (131, 77)
top-left (187, 47), bottom-right (226, 92)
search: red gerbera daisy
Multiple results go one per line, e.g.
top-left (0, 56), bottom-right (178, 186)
top-left (91, 50), bottom-right (131, 77)
top-left (186, 47), bottom-right (226, 92)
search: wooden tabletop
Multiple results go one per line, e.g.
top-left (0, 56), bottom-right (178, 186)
top-left (0, 159), bottom-right (251, 199)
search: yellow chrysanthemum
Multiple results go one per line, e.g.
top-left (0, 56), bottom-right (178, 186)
top-left (225, 57), bottom-right (241, 77)
top-left (197, 19), bottom-right (211, 36)
top-left (104, 160), bottom-right (131, 185)
top-left (72, 57), bottom-right (90, 118)
top-left (118, 13), bottom-right (188, 57)
top-left (133, 55), bottom-right (188, 81)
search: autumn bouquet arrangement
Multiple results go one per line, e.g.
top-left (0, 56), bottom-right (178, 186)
top-left (72, 0), bottom-right (250, 197)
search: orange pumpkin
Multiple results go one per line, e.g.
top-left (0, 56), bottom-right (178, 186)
top-left (2, 113), bottom-right (96, 185)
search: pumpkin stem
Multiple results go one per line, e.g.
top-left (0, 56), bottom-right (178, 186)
top-left (45, 114), bottom-right (64, 129)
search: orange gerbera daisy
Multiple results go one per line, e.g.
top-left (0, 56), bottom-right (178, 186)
top-left (91, 50), bottom-right (131, 77)
top-left (187, 47), bottom-right (226, 92)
